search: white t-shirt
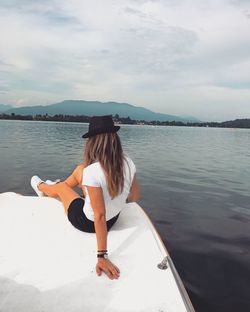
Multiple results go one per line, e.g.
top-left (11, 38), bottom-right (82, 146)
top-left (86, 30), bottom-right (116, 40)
top-left (82, 155), bottom-right (136, 221)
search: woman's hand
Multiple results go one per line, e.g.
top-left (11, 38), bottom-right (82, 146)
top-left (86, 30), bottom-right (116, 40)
top-left (96, 258), bottom-right (120, 280)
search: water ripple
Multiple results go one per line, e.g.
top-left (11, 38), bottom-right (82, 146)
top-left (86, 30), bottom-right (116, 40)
top-left (1, 121), bottom-right (250, 311)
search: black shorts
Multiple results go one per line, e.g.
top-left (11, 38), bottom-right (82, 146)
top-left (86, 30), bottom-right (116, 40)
top-left (67, 197), bottom-right (120, 233)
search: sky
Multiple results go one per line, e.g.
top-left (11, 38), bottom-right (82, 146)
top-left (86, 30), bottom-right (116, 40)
top-left (0, 0), bottom-right (250, 121)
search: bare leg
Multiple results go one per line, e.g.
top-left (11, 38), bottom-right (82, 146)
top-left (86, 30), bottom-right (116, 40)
top-left (37, 164), bottom-right (85, 214)
top-left (38, 182), bottom-right (80, 214)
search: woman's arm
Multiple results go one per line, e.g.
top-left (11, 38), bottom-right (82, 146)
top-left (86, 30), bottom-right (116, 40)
top-left (85, 186), bottom-right (120, 280)
top-left (65, 163), bottom-right (86, 191)
top-left (86, 186), bottom-right (107, 251)
top-left (126, 174), bottom-right (140, 203)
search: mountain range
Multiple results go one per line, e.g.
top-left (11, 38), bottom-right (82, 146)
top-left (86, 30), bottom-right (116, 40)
top-left (0, 104), bottom-right (13, 112)
top-left (1, 100), bottom-right (199, 122)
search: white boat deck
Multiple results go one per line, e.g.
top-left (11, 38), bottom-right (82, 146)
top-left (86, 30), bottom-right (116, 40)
top-left (0, 192), bottom-right (194, 312)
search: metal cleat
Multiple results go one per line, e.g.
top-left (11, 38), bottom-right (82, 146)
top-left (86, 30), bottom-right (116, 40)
top-left (157, 256), bottom-right (168, 270)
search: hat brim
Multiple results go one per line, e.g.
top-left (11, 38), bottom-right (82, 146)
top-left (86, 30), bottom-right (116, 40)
top-left (82, 126), bottom-right (120, 138)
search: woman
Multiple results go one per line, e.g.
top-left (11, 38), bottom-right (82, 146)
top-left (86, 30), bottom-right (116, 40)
top-left (31, 115), bottom-right (140, 280)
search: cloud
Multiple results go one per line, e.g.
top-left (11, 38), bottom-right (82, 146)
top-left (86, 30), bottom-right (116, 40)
top-left (229, 0), bottom-right (250, 6)
top-left (243, 9), bottom-right (250, 19)
top-left (0, 0), bottom-right (250, 120)
top-left (15, 98), bottom-right (26, 106)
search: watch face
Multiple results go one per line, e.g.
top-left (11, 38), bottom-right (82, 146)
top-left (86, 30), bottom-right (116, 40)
top-left (97, 253), bottom-right (108, 259)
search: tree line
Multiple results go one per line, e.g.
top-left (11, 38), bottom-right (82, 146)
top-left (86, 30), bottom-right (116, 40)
top-left (0, 113), bottom-right (250, 129)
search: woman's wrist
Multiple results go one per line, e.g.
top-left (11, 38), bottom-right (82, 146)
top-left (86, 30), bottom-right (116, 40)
top-left (97, 256), bottom-right (108, 260)
top-left (97, 251), bottom-right (108, 259)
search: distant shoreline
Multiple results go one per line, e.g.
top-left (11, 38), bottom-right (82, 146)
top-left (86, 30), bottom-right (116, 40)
top-left (0, 113), bottom-right (250, 129)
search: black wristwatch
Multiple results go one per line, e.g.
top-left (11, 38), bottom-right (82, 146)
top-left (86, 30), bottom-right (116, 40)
top-left (97, 253), bottom-right (108, 259)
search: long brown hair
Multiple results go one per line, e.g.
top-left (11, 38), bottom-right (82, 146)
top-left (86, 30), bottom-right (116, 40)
top-left (84, 132), bottom-right (125, 199)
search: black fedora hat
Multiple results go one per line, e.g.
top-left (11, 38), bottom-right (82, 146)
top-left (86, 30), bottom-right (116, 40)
top-left (82, 115), bottom-right (120, 138)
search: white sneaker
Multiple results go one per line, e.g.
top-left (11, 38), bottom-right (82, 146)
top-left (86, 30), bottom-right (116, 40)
top-left (31, 175), bottom-right (45, 197)
top-left (45, 179), bottom-right (60, 185)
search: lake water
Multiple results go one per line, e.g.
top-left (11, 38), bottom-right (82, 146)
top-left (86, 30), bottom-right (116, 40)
top-left (0, 119), bottom-right (250, 311)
